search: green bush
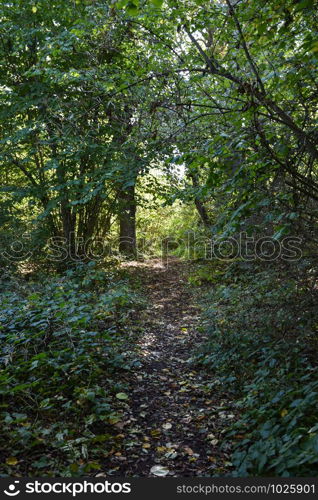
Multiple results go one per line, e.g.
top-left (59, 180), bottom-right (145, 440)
top-left (0, 263), bottom-right (142, 476)
top-left (195, 261), bottom-right (318, 476)
top-left (230, 364), bottom-right (318, 476)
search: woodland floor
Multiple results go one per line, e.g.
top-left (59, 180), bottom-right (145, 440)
top-left (103, 259), bottom-right (235, 477)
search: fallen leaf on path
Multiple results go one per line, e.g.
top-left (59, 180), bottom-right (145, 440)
top-left (150, 465), bottom-right (170, 476)
top-left (108, 415), bottom-right (122, 425)
top-left (150, 429), bottom-right (161, 437)
top-left (162, 422), bottom-right (172, 430)
top-left (116, 392), bottom-right (129, 400)
top-left (114, 421), bottom-right (126, 430)
top-left (183, 446), bottom-right (194, 455)
top-left (182, 415), bottom-right (192, 423)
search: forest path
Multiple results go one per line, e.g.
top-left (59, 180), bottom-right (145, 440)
top-left (105, 259), bottom-right (234, 477)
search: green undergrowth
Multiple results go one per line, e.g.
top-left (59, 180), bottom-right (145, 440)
top-left (192, 259), bottom-right (318, 476)
top-left (0, 262), bottom-right (144, 476)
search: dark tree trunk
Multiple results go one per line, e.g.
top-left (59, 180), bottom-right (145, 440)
top-left (118, 184), bottom-right (137, 257)
top-left (189, 172), bottom-right (211, 228)
top-left (194, 197), bottom-right (211, 228)
top-left (61, 201), bottom-right (76, 260)
top-left (56, 161), bottom-right (77, 261)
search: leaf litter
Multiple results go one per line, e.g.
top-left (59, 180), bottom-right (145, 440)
top-left (102, 259), bottom-right (236, 477)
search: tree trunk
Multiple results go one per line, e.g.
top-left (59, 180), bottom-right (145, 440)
top-left (194, 197), bottom-right (211, 228)
top-left (61, 201), bottom-right (76, 260)
top-left (118, 184), bottom-right (137, 257)
top-left (189, 172), bottom-right (211, 228)
top-left (56, 161), bottom-right (77, 261)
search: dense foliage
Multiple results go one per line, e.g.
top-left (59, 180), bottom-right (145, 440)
top-left (0, 263), bottom-right (142, 475)
top-left (194, 260), bottom-right (318, 476)
top-left (0, 0), bottom-right (317, 478)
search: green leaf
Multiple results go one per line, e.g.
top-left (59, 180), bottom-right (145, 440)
top-left (151, 0), bottom-right (164, 7)
top-left (116, 392), bottom-right (129, 400)
top-left (126, 2), bottom-right (139, 15)
top-left (294, 0), bottom-right (314, 11)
